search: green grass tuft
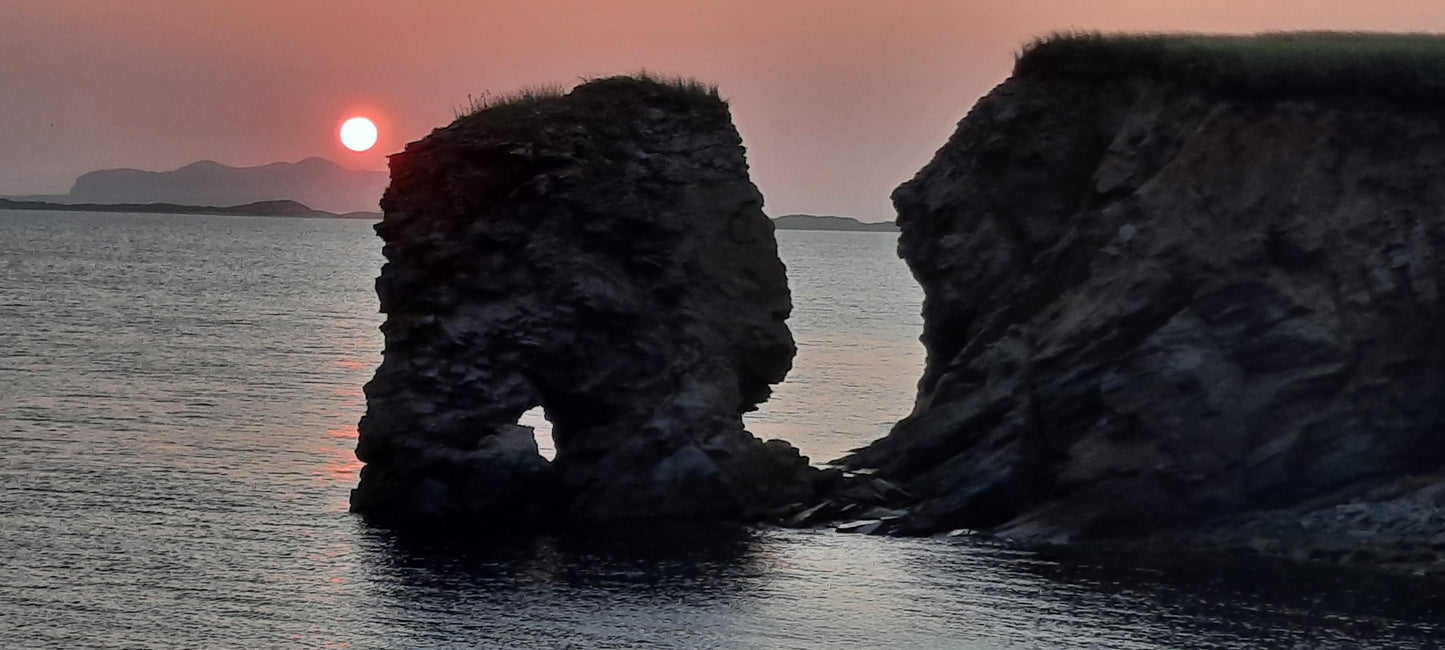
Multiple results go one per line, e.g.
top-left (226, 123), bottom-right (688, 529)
top-left (453, 72), bottom-right (721, 118)
top-left (453, 84), bottom-right (566, 119)
top-left (444, 73), bottom-right (727, 141)
top-left (578, 70), bottom-right (723, 104)
top-left (1015, 31), bottom-right (1445, 104)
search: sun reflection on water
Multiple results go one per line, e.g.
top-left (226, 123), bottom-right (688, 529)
top-left (313, 426), bottom-right (364, 512)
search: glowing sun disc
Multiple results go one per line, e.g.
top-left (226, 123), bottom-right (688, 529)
top-left (339, 117), bottom-right (378, 152)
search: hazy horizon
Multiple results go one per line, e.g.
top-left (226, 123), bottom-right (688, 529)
top-left (7, 1), bottom-right (1445, 220)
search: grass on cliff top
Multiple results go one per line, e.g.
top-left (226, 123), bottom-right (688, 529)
top-left (450, 73), bottom-right (724, 134)
top-left (1016, 32), bottom-right (1445, 103)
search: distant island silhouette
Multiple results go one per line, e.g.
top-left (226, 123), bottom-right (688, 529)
top-left (772, 214), bottom-right (898, 232)
top-left (0, 198), bottom-right (379, 219)
top-left (4, 157), bottom-right (897, 231)
top-left (23, 158), bottom-right (389, 215)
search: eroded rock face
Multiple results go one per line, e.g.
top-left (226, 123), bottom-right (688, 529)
top-left (351, 77), bottom-right (811, 525)
top-left (845, 72), bottom-right (1445, 551)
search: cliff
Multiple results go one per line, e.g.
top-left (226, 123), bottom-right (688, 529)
top-left (68, 158), bottom-right (387, 214)
top-left (844, 33), bottom-right (1445, 569)
top-left (351, 76), bottom-right (818, 525)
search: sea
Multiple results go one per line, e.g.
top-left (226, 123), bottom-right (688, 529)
top-left (3, 209), bottom-right (1444, 649)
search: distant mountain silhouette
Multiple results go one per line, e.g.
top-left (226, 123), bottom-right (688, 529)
top-left (0, 197), bottom-right (379, 220)
top-left (67, 157), bottom-right (387, 214)
top-left (772, 214), bottom-right (898, 232)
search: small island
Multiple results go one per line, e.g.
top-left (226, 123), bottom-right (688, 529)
top-left (772, 214), bottom-right (898, 232)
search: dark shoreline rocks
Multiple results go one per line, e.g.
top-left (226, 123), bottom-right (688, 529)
top-left (351, 76), bottom-right (817, 526)
top-left (840, 54), bottom-right (1445, 572)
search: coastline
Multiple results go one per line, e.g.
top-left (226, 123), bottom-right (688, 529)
top-left (0, 198), bottom-right (898, 232)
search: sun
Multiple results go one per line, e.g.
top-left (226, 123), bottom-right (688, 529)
top-left (339, 116), bottom-right (378, 152)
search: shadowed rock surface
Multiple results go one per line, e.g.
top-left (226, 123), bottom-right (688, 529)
top-left (843, 41), bottom-right (1445, 568)
top-left (351, 77), bottom-right (814, 525)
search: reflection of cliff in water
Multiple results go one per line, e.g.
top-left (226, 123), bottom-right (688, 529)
top-left (352, 523), bottom-right (770, 645)
top-left (994, 546), bottom-right (1445, 644)
top-left (352, 525), bottom-right (1445, 647)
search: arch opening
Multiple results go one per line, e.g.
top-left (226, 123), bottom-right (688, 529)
top-left (518, 405), bottom-right (556, 461)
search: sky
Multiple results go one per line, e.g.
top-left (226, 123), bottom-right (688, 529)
top-left (5, 1), bottom-right (1445, 220)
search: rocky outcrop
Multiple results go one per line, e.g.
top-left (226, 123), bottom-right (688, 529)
top-left (351, 76), bottom-right (815, 526)
top-left (844, 41), bottom-right (1445, 565)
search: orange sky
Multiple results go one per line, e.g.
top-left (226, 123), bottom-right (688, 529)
top-left (5, 0), bottom-right (1445, 219)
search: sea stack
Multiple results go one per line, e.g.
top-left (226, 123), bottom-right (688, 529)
top-left (846, 33), bottom-right (1445, 567)
top-left (351, 76), bottom-right (812, 525)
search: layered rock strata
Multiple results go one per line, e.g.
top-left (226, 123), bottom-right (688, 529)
top-left (351, 77), bottom-right (813, 525)
top-left (845, 46), bottom-right (1445, 565)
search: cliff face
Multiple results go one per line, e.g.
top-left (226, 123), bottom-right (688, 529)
top-left (846, 66), bottom-right (1445, 556)
top-left (351, 77), bottom-right (812, 525)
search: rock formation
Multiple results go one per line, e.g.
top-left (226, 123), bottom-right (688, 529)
top-left (351, 76), bottom-right (814, 526)
top-left (844, 34), bottom-right (1445, 564)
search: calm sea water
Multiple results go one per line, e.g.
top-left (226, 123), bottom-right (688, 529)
top-left (3, 210), bottom-right (1444, 648)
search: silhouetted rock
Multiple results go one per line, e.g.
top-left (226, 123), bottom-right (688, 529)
top-left (351, 76), bottom-right (815, 526)
top-left (67, 157), bottom-right (386, 214)
top-left (844, 38), bottom-right (1445, 570)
